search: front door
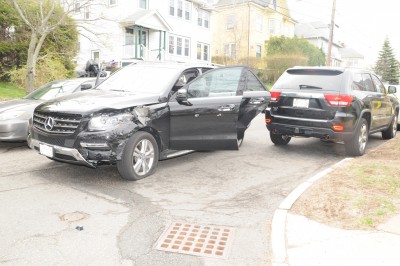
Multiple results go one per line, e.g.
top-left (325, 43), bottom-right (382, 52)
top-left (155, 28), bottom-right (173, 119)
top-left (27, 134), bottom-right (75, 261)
top-left (169, 67), bottom-right (245, 150)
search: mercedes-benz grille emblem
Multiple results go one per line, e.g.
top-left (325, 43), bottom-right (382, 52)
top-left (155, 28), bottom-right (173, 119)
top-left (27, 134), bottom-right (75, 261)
top-left (44, 117), bottom-right (55, 131)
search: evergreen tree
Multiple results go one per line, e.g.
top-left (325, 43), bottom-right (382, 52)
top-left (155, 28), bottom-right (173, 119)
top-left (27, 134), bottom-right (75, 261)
top-left (374, 38), bottom-right (399, 84)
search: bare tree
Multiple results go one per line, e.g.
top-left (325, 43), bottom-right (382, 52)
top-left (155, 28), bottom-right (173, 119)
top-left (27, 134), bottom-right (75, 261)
top-left (12, 0), bottom-right (95, 93)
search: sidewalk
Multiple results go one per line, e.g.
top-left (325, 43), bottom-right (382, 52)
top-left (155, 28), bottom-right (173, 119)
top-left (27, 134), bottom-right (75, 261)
top-left (271, 136), bottom-right (400, 266)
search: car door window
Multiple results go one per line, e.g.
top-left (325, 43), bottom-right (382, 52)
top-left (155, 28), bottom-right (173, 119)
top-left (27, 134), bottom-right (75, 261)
top-left (187, 67), bottom-right (243, 98)
top-left (371, 75), bottom-right (386, 94)
top-left (245, 70), bottom-right (265, 91)
top-left (172, 69), bottom-right (200, 94)
top-left (361, 74), bottom-right (375, 92)
top-left (352, 73), bottom-right (367, 91)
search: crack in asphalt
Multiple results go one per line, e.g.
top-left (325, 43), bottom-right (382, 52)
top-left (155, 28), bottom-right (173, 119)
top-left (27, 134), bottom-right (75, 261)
top-left (0, 182), bottom-right (51, 193)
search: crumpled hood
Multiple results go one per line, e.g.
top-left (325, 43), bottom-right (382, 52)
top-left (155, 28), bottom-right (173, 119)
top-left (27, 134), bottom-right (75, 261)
top-left (35, 89), bottom-right (162, 114)
top-left (0, 98), bottom-right (40, 113)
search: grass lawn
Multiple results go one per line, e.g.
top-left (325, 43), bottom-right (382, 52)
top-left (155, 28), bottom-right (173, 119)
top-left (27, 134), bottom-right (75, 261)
top-left (0, 82), bottom-right (26, 99)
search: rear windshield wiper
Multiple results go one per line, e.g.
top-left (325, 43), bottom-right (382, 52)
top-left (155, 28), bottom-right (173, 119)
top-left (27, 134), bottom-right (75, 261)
top-left (299, 85), bottom-right (323, 90)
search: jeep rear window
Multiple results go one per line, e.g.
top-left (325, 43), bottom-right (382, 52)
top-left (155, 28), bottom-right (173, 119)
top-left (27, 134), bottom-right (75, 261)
top-left (273, 69), bottom-right (345, 92)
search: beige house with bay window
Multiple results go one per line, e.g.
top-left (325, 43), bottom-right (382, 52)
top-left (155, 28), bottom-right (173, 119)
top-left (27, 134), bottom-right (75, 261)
top-left (211, 0), bottom-right (295, 65)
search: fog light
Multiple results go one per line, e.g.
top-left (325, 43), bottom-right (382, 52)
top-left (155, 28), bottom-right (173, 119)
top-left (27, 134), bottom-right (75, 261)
top-left (80, 142), bottom-right (109, 148)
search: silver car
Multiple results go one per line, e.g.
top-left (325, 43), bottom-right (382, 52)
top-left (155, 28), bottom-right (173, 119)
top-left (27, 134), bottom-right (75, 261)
top-left (0, 78), bottom-right (101, 141)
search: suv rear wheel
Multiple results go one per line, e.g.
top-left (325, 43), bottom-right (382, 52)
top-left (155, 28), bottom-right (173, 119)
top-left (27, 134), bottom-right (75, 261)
top-left (270, 132), bottom-right (291, 145)
top-left (345, 118), bottom-right (368, 156)
top-left (117, 131), bottom-right (159, 181)
top-left (382, 114), bottom-right (398, 140)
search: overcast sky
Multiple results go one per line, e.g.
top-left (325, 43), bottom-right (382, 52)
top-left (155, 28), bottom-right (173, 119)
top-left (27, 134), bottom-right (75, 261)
top-left (287, 0), bottom-right (400, 67)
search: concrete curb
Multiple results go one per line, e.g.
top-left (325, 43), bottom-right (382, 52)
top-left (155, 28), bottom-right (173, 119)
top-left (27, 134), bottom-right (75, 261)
top-left (270, 158), bottom-right (353, 266)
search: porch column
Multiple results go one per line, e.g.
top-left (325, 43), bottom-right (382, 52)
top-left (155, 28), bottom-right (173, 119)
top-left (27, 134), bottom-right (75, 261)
top-left (134, 26), bottom-right (138, 58)
top-left (139, 26), bottom-right (143, 58)
top-left (158, 30), bottom-right (162, 61)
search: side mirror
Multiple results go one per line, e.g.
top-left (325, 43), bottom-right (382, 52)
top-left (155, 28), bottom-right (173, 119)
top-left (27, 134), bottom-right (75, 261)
top-left (176, 88), bottom-right (192, 106)
top-left (81, 84), bottom-right (92, 91)
top-left (388, 86), bottom-right (397, 94)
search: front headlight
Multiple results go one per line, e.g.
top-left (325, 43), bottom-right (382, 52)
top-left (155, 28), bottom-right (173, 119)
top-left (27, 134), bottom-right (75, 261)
top-left (88, 113), bottom-right (134, 131)
top-left (0, 111), bottom-right (26, 121)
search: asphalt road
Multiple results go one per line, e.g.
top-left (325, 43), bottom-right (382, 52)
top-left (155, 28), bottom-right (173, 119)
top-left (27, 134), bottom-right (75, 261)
top-left (0, 115), bottom-right (388, 265)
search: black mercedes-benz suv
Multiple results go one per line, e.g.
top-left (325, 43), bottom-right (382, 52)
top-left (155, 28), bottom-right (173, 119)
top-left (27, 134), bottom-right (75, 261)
top-left (28, 62), bottom-right (270, 180)
top-left (265, 67), bottom-right (399, 156)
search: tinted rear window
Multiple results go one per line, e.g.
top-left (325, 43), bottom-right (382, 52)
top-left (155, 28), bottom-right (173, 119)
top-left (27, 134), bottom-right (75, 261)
top-left (273, 69), bottom-right (345, 92)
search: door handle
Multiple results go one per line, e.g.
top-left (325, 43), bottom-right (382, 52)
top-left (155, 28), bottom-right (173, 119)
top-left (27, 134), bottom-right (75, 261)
top-left (218, 104), bottom-right (236, 112)
top-left (250, 97), bottom-right (265, 104)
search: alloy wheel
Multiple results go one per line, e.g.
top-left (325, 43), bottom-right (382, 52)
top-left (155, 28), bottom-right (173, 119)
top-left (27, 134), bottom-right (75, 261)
top-left (132, 139), bottom-right (155, 176)
top-left (358, 123), bottom-right (368, 153)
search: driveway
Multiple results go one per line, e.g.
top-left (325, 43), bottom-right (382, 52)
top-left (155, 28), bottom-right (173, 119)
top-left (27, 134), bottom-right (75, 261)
top-left (0, 115), bottom-right (387, 265)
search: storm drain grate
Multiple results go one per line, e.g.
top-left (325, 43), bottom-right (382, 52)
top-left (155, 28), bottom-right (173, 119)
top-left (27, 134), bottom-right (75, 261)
top-left (155, 222), bottom-right (235, 259)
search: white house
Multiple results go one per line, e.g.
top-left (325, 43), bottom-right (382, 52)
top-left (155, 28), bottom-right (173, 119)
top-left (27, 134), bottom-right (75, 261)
top-left (67, 0), bottom-right (212, 71)
top-left (295, 21), bottom-right (342, 66)
top-left (339, 47), bottom-right (365, 68)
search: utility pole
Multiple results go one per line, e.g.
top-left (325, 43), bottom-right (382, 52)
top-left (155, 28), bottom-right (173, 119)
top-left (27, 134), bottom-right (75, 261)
top-left (327, 0), bottom-right (336, 66)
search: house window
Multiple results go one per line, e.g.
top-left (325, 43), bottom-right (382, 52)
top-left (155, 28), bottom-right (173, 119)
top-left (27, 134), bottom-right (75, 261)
top-left (84, 6), bottom-right (90, 19)
top-left (169, 35), bottom-right (190, 57)
top-left (224, 43), bottom-right (236, 60)
top-left (256, 15), bottom-right (263, 31)
top-left (203, 45), bottom-right (209, 61)
top-left (169, 0), bottom-right (175, 16)
top-left (185, 1), bottom-right (191, 20)
top-left (74, 1), bottom-right (80, 12)
top-left (226, 14), bottom-right (235, 30)
top-left (139, 0), bottom-right (147, 9)
top-left (197, 43), bottom-right (209, 61)
top-left (197, 10), bottom-right (203, 26)
top-left (269, 19), bottom-right (281, 35)
top-left (125, 28), bottom-right (134, 45)
top-left (256, 45), bottom-right (262, 57)
top-left (197, 43), bottom-right (202, 60)
top-left (204, 12), bottom-right (209, 28)
top-left (177, 37), bottom-right (182, 55)
top-left (92, 51), bottom-right (100, 64)
top-left (169, 36), bottom-right (175, 54)
top-left (177, 0), bottom-right (183, 18)
top-left (109, 0), bottom-right (117, 6)
top-left (198, 10), bottom-right (210, 28)
top-left (185, 39), bottom-right (190, 56)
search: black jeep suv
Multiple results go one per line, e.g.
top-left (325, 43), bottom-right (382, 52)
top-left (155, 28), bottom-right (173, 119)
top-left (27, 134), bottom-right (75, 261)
top-left (265, 67), bottom-right (399, 156)
top-left (28, 62), bottom-right (269, 180)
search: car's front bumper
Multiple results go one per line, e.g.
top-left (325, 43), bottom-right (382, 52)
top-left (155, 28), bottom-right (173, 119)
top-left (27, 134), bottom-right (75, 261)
top-left (28, 137), bottom-right (95, 168)
top-left (0, 119), bottom-right (28, 141)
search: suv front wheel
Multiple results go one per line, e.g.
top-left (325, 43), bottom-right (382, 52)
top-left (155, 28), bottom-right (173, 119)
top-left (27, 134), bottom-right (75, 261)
top-left (117, 131), bottom-right (159, 181)
top-left (345, 118), bottom-right (368, 156)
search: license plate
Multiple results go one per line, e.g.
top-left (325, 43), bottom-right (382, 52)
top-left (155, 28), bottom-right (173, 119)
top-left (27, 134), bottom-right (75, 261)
top-left (293, 98), bottom-right (309, 108)
top-left (39, 143), bottom-right (54, 158)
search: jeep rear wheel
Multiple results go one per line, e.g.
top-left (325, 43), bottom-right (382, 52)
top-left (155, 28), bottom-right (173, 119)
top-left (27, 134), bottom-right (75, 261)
top-left (382, 114), bottom-right (398, 140)
top-left (270, 132), bottom-right (291, 145)
top-left (345, 118), bottom-right (368, 156)
top-left (117, 131), bottom-right (159, 181)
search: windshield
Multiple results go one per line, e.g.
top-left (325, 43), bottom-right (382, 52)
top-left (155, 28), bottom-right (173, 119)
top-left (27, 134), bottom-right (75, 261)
top-left (25, 80), bottom-right (81, 100)
top-left (95, 64), bottom-right (180, 94)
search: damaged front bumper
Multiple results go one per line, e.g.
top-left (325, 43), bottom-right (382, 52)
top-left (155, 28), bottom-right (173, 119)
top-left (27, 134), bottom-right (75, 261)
top-left (28, 137), bottom-right (96, 168)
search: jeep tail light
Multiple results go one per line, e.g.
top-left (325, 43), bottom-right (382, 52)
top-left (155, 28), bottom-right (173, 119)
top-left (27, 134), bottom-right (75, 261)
top-left (270, 91), bottom-right (281, 102)
top-left (324, 94), bottom-right (353, 107)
